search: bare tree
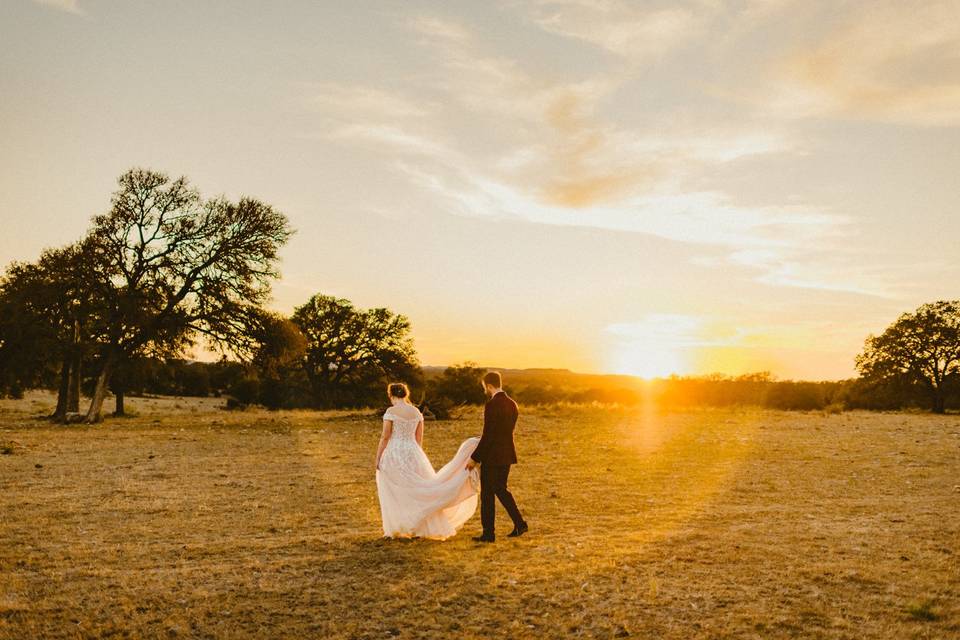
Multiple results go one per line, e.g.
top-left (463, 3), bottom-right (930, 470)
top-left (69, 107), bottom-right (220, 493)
top-left (80, 169), bottom-right (292, 422)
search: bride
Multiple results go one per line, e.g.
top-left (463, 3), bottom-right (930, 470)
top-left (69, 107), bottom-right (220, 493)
top-left (375, 382), bottom-right (480, 539)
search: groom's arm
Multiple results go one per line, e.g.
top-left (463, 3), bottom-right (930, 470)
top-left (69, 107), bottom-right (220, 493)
top-left (470, 401), bottom-right (494, 463)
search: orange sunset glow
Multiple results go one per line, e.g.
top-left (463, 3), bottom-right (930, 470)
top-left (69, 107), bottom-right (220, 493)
top-left (3, 0), bottom-right (958, 380)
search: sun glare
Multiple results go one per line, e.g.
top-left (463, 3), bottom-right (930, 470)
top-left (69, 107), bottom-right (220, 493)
top-left (610, 344), bottom-right (688, 379)
top-left (605, 314), bottom-right (707, 379)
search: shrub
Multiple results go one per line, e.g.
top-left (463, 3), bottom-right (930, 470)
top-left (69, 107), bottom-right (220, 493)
top-left (765, 382), bottom-right (827, 411)
top-left (227, 373), bottom-right (261, 409)
top-left (823, 402), bottom-right (845, 415)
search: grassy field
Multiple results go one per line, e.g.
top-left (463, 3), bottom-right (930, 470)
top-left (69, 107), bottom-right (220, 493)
top-left (1, 391), bottom-right (958, 639)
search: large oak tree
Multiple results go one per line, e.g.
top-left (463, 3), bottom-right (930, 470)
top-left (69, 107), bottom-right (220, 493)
top-left (292, 295), bottom-right (420, 408)
top-left (79, 169), bottom-right (292, 422)
top-left (856, 300), bottom-right (960, 413)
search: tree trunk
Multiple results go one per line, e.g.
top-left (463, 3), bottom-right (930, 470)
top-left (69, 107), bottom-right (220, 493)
top-left (84, 352), bottom-right (116, 423)
top-left (932, 393), bottom-right (946, 414)
top-left (111, 354), bottom-right (128, 416)
top-left (67, 348), bottom-right (81, 413)
top-left (54, 320), bottom-right (82, 421)
top-left (114, 389), bottom-right (125, 416)
top-left (52, 358), bottom-right (70, 421)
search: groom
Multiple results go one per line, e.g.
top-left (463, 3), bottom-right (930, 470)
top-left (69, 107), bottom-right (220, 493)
top-left (466, 371), bottom-right (528, 543)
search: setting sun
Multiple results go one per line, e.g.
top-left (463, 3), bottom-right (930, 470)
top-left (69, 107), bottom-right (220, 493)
top-left (611, 347), bottom-right (687, 380)
top-left (605, 314), bottom-right (712, 378)
top-left (608, 339), bottom-right (690, 380)
top-left (3, 1), bottom-right (958, 383)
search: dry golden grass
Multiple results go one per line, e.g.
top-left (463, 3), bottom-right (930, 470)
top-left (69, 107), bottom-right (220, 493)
top-left (1, 391), bottom-right (958, 639)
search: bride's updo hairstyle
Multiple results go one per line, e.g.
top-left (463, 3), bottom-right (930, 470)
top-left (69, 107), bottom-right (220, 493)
top-left (387, 382), bottom-right (409, 400)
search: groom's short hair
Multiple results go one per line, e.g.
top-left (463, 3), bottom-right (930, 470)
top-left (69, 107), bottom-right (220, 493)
top-left (483, 371), bottom-right (502, 388)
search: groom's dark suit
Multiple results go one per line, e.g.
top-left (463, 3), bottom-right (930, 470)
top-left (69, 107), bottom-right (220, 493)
top-left (471, 391), bottom-right (525, 538)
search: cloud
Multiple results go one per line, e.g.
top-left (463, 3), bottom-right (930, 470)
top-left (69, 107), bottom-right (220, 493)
top-left (607, 314), bottom-right (749, 348)
top-left (523, 0), bottom-right (711, 60)
top-left (393, 155), bottom-right (883, 296)
top-left (315, 18), bottom-right (661, 209)
top-left (302, 11), bottom-right (887, 297)
top-left (407, 15), bottom-right (546, 119)
top-left (767, 1), bottom-right (960, 126)
top-left (536, 84), bottom-right (659, 207)
top-left (408, 15), bottom-right (472, 44)
top-left (630, 128), bottom-right (794, 163)
top-left (325, 124), bottom-right (455, 160)
top-left (301, 82), bottom-right (432, 120)
top-left (724, 248), bottom-right (895, 298)
top-left (31, 0), bottom-right (83, 15)
top-left (398, 158), bottom-right (847, 250)
top-left (397, 15), bottom-right (794, 209)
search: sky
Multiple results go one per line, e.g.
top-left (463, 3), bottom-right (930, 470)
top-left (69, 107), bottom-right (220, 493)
top-left (2, 0), bottom-right (958, 380)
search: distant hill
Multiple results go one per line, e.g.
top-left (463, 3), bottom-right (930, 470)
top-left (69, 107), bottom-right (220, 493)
top-left (422, 365), bottom-right (645, 392)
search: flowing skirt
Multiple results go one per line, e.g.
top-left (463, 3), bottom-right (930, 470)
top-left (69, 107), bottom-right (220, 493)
top-left (376, 436), bottom-right (480, 540)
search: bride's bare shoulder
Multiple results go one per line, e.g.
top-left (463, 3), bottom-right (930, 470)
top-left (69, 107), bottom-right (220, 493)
top-left (385, 404), bottom-right (421, 420)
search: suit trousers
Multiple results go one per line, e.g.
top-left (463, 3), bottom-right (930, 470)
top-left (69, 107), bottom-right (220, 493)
top-left (479, 464), bottom-right (524, 537)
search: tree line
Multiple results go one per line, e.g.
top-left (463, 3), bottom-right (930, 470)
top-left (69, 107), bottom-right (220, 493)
top-left (0, 170), bottom-right (957, 417)
top-left (421, 310), bottom-right (959, 414)
top-left (0, 168), bottom-right (293, 422)
top-left (0, 169), bottom-right (430, 420)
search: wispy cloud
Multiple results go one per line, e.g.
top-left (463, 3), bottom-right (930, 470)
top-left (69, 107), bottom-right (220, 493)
top-left (301, 82), bottom-right (433, 120)
top-left (523, 0), bottom-right (712, 60)
top-left (401, 161), bottom-right (843, 249)
top-left (408, 15), bottom-right (472, 44)
top-left (724, 248), bottom-right (895, 298)
top-left (326, 124), bottom-right (454, 160)
top-left (31, 0), bottom-right (83, 15)
top-left (397, 15), bottom-right (793, 208)
top-left (766, 1), bottom-right (960, 126)
top-left (301, 10), bottom-right (896, 297)
top-left (607, 314), bottom-right (749, 349)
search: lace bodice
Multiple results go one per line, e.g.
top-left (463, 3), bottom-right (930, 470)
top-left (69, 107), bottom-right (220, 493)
top-left (384, 408), bottom-right (422, 441)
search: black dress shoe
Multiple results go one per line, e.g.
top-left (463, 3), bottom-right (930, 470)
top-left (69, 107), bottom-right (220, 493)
top-left (472, 535), bottom-right (495, 543)
top-left (507, 522), bottom-right (529, 538)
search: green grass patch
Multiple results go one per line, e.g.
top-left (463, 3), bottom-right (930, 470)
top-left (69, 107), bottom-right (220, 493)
top-left (905, 599), bottom-right (939, 621)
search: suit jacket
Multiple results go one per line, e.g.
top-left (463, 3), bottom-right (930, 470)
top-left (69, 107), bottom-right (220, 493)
top-left (471, 391), bottom-right (519, 465)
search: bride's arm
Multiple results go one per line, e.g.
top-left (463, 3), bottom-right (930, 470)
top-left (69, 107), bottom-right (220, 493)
top-left (375, 420), bottom-right (393, 470)
top-left (415, 419), bottom-right (424, 447)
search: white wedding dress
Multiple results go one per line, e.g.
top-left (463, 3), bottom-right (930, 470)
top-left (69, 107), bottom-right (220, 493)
top-left (375, 407), bottom-right (480, 540)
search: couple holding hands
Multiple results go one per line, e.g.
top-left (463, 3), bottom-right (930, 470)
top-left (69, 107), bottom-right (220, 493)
top-left (374, 371), bottom-right (528, 543)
